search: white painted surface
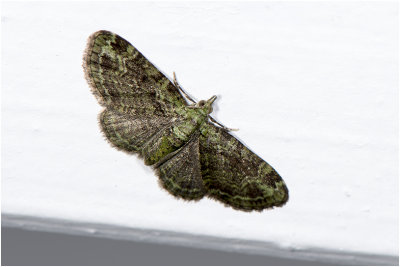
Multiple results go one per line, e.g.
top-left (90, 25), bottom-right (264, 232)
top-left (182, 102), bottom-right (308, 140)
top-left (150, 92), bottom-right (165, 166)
top-left (2, 1), bottom-right (398, 258)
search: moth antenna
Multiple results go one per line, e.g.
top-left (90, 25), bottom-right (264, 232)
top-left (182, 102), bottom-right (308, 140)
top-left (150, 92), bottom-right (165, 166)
top-left (173, 72), bottom-right (197, 104)
top-left (209, 116), bottom-right (239, 131)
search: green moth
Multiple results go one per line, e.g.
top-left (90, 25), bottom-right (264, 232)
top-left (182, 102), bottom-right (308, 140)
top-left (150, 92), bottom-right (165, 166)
top-left (83, 30), bottom-right (288, 211)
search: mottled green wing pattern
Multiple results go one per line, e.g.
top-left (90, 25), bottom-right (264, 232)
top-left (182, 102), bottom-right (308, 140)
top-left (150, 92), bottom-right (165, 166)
top-left (199, 123), bottom-right (288, 211)
top-left (156, 135), bottom-right (206, 200)
top-left (83, 30), bottom-right (187, 117)
top-left (84, 31), bottom-right (188, 154)
top-left (84, 30), bottom-right (288, 212)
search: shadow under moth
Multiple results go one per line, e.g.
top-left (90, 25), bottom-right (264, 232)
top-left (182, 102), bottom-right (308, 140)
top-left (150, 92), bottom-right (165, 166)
top-left (83, 30), bottom-right (288, 211)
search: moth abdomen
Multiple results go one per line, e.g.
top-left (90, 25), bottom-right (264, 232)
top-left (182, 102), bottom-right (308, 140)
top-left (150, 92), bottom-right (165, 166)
top-left (141, 118), bottom-right (200, 166)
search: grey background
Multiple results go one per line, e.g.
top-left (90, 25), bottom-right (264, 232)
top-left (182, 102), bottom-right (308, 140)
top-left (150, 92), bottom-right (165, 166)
top-left (2, 227), bottom-right (331, 266)
top-left (3, 214), bottom-right (398, 266)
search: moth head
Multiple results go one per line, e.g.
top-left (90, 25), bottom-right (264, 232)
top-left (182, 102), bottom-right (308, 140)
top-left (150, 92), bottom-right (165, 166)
top-left (196, 95), bottom-right (216, 114)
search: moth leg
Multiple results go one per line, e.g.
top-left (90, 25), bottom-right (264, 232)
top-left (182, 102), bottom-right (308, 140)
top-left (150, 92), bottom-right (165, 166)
top-left (209, 116), bottom-right (239, 132)
top-left (156, 135), bottom-right (206, 200)
top-left (173, 72), bottom-right (197, 104)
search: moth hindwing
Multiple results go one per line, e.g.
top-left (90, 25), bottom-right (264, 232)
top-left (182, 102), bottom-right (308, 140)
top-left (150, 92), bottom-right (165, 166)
top-left (83, 30), bottom-right (289, 211)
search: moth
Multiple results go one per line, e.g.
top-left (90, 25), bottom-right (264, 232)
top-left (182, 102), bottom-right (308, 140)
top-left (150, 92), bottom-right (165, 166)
top-left (83, 30), bottom-right (288, 211)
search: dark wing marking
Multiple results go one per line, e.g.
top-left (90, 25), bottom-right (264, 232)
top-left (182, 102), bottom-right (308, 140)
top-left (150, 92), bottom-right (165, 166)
top-left (156, 135), bottom-right (206, 200)
top-left (83, 30), bottom-right (187, 117)
top-left (199, 123), bottom-right (289, 211)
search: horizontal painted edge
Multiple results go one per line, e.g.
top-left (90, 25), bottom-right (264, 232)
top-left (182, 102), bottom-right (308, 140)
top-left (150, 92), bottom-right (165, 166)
top-left (2, 213), bottom-right (398, 266)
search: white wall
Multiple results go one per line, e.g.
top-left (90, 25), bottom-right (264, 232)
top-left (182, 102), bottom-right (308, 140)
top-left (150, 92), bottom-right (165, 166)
top-left (2, 1), bottom-right (398, 258)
